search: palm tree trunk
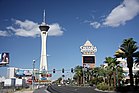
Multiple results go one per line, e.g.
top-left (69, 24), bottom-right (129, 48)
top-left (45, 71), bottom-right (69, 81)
top-left (129, 66), bottom-right (134, 86)
top-left (114, 71), bottom-right (116, 87)
top-left (78, 77), bottom-right (80, 85)
top-left (127, 57), bottom-right (134, 86)
top-left (109, 75), bottom-right (111, 86)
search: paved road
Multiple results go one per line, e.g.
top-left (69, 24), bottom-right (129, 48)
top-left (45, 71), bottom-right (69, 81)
top-left (33, 85), bottom-right (139, 93)
top-left (47, 85), bottom-right (115, 93)
top-left (33, 87), bottom-right (50, 93)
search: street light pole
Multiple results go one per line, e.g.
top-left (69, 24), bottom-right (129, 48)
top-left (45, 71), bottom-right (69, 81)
top-left (32, 60), bottom-right (35, 90)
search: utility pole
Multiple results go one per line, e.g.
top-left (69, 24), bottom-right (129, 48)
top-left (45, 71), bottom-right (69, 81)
top-left (32, 60), bottom-right (35, 90)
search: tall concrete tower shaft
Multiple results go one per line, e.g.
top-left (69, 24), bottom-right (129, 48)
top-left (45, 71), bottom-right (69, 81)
top-left (39, 10), bottom-right (50, 72)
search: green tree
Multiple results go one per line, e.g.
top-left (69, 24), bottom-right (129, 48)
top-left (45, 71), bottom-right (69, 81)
top-left (84, 68), bottom-right (91, 83)
top-left (135, 70), bottom-right (139, 86)
top-left (92, 67), bottom-right (100, 78)
top-left (57, 77), bottom-right (62, 84)
top-left (135, 52), bottom-right (139, 64)
top-left (99, 65), bottom-right (108, 84)
top-left (115, 38), bottom-right (139, 86)
top-left (53, 77), bottom-right (62, 84)
top-left (73, 65), bottom-right (83, 85)
top-left (91, 67), bottom-right (106, 85)
top-left (104, 57), bottom-right (119, 87)
top-left (116, 65), bottom-right (125, 86)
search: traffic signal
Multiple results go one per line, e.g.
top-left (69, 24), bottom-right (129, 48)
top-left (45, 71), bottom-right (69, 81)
top-left (53, 69), bottom-right (55, 73)
top-left (71, 68), bottom-right (74, 73)
top-left (62, 68), bottom-right (64, 73)
top-left (62, 75), bottom-right (65, 77)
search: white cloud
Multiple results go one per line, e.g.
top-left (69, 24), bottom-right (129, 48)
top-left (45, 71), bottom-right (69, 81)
top-left (1, 19), bottom-right (64, 37)
top-left (90, 22), bottom-right (101, 29)
top-left (7, 20), bottom-right (40, 37)
top-left (0, 30), bottom-right (10, 36)
top-left (103, 0), bottom-right (139, 27)
top-left (48, 23), bottom-right (63, 36)
top-left (83, 20), bottom-right (91, 23)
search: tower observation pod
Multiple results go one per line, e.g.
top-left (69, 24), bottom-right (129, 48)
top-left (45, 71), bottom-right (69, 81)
top-left (39, 10), bottom-right (50, 80)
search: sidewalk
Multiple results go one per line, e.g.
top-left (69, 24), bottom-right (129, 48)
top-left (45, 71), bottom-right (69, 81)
top-left (14, 90), bottom-right (33, 93)
top-left (14, 87), bottom-right (51, 93)
top-left (14, 88), bottom-right (34, 93)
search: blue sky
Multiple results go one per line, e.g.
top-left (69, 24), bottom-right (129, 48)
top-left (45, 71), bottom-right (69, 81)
top-left (0, 0), bottom-right (139, 79)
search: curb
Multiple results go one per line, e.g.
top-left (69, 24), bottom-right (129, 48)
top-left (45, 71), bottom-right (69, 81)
top-left (14, 91), bottom-right (33, 93)
top-left (94, 88), bottom-right (116, 93)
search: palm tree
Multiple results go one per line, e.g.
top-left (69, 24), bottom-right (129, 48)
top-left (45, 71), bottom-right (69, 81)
top-left (115, 38), bottom-right (139, 86)
top-left (53, 77), bottom-right (62, 84)
top-left (92, 67), bottom-right (100, 78)
top-left (98, 65), bottom-right (108, 84)
top-left (73, 65), bottom-right (83, 85)
top-left (116, 65), bottom-right (124, 86)
top-left (135, 52), bottom-right (139, 64)
top-left (84, 68), bottom-right (91, 83)
top-left (134, 54), bottom-right (139, 86)
top-left (91, 67), bottom-right (105, 85)
top-left (57, 77), bottom-right (62, 84)
top-left (104, 57), bottom-right (119, 87)
top-left (135, 70), bottom-right (139, 86)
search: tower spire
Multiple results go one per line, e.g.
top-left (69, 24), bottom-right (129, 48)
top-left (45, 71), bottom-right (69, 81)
top-left (42, 10), bottom-right (46, 25)
top-left (43, 10), bottom-right (46, 24)
top-left (39, 10), bottom-right (50, 31)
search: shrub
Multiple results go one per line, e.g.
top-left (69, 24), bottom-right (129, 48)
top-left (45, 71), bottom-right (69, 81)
top-left (96, 82), bottom-right (114, 91)
top-left (90, 77), bottom-right (104, 85)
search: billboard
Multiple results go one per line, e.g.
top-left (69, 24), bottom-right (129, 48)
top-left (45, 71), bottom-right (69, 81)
top-left (0, 52), bottom-right (9, 65)
top-left (15, 69), bottom-right (32, 77)
top-left (83, 56), bottom-right (95, 63)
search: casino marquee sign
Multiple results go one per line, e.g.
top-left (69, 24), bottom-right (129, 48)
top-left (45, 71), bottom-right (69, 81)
top-left (80, 40), bottom-right (97, 68)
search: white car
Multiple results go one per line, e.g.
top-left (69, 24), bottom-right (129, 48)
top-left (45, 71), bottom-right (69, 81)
top-left (37, 85), bottom-right (45, 89)
top-left (58, 84), bottom-right (61, 86)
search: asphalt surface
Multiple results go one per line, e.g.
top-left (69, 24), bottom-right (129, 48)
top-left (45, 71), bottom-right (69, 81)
top-left (1, 85), bottom-right (139, 93)
top-left (46, 85), bottom-right (114, 93)
top-left (33, 87), bottom-right (50, 93)
top-left (19, 85), bottom-right (139, 93)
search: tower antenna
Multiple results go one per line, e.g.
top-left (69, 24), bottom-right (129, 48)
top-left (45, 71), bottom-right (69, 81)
top-left (41, 10), bottom-right (46, 25)
top-left (43, 10), bottom-right (46, 24)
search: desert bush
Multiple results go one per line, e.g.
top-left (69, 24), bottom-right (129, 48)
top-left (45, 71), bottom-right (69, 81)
top-left (96, 82), bottom-right (114, 91)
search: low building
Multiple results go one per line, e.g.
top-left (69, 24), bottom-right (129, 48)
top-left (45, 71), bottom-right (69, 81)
top-left (7, 67), bottom-right (39, 84)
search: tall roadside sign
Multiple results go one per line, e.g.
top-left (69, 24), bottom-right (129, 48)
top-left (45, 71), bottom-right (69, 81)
top-left (80, 40), bottom-right (97, 68)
